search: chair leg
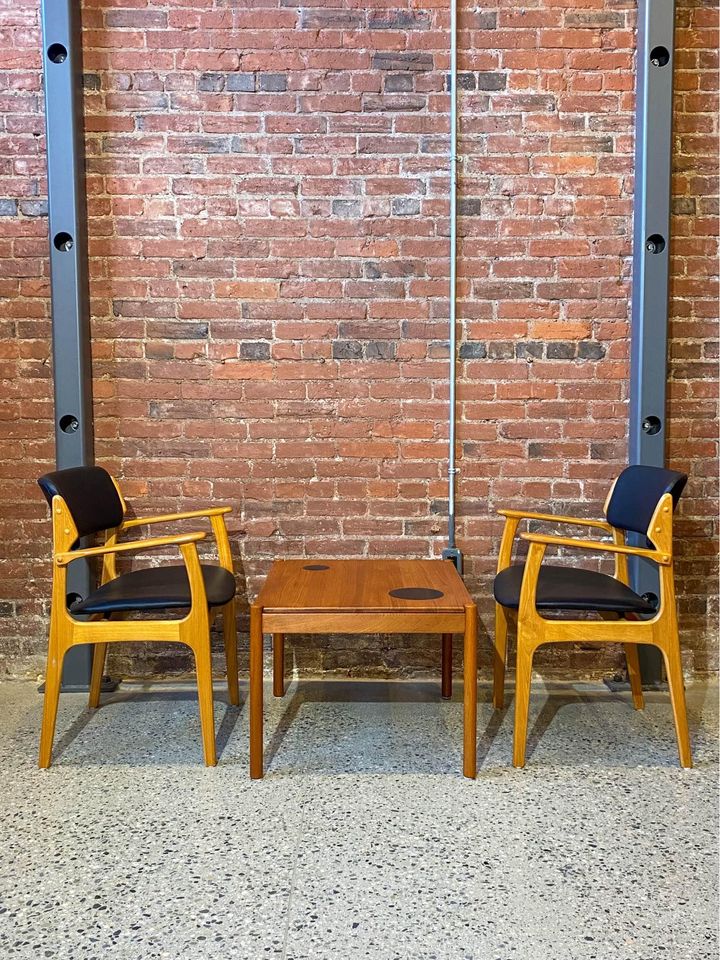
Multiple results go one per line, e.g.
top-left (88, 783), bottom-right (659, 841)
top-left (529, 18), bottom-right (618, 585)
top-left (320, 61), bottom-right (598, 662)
top-left (193, 642), bottom-right (217, 767)
top-left (39, 632), bottom-right (65, 769)
top-left (512, 636), bottom-right (535, 768)
top-left (441, 633), bottom-right (452, 700)
top-left (273, 633), bottom-right (285, 698)
top-left (249, 605), bottom-right (264, 779)
top-left (493, 602), bottom-right (509, 709)
top-left (624, 643), bottom-right (644, 710)
top-left (223, 600), bottom-right (240, 707)
top-left (463, 605), bottom-right (478, 779)
top-left (660, 639), bottom-right (693, 769)
top-left (88, 643), bottom-right (107, 709)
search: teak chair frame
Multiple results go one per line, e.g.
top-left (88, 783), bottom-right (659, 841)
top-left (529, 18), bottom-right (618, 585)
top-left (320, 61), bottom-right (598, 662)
top-left (39, 477), bottom-right (239, 769)
top-left (493, 481), bottom-right (692, 769)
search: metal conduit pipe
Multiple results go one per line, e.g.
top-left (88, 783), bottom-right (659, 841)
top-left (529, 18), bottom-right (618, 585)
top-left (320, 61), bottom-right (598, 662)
top-left (442, 0), bottom-right (463, 574)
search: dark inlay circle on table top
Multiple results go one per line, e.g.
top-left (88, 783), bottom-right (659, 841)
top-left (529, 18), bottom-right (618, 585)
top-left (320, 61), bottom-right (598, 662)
top-left (303, 563), bottom-right (330, 571)
top-left (389, 587), bottom-right (444, 600)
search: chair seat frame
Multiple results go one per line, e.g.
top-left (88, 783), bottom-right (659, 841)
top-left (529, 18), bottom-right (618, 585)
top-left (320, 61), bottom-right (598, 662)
top-left (39, 481), bottom-right (239, 769)
top-left (493, 489), bottom-right (692, 769)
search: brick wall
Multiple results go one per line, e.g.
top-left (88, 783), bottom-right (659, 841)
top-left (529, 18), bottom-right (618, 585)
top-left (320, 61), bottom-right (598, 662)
top-left (0, 0), bottom-right (717, 681)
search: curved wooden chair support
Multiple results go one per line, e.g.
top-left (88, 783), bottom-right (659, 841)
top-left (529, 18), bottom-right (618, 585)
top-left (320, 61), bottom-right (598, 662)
top-left (37, 467), bottom-right (239, 769)
top-left (492, 466), bottom-right (692, 769)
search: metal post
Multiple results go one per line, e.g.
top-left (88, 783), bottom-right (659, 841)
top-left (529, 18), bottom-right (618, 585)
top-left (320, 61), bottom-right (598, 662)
top-left (628, 0), bottom-right (676, 683)
top-left (442, 0), bottom-right (463, 575)
top-left (40, 0), bottom-right (95, 688)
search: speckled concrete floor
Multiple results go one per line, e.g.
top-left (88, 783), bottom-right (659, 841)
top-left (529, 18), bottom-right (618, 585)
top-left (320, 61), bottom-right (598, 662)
top-left (0, 677), bottom-right (717, 960)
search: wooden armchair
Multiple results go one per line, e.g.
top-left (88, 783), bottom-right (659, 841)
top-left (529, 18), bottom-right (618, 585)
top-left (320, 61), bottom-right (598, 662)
top-left (492, 465), bottom-right (691, 768)
top-left (37, 466), bottom-right (239, 768)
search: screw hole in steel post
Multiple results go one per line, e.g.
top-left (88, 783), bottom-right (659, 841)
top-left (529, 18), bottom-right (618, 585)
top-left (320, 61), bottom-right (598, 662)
top-left (47, 43), bottom-right (68, 64)
top-left (53, 232), bottom-right (74, 252)
top-left (642, 415), bottom-right (661, 435)
top-left (66, 592), bottom-right (83, 609)
top-left (641, 592), bottom-right (659, 611)
top-left (59, 414), bottom-right (80, 434)
top-left (645, 234), bottom-right (665, 255)
top-left (649, 46), bottom-right (670, 67)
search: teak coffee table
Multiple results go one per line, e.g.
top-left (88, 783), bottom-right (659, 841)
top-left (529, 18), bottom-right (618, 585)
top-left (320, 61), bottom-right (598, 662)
top-left (249, 559), bottom-right (478, 778)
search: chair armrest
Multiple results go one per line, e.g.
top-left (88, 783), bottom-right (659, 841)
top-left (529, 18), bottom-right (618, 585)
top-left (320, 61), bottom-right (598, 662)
top-left (498, 509), bottom-right (613, 532)
top-left (55, 531), bottom-right (206, 566)
top-left (121, 506), bottom-right (232, 530)
top-left (519, 532), bottom-right (670, 565)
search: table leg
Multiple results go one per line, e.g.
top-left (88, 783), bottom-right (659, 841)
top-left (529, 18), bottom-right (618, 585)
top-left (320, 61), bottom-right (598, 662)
top-left (250, 604), bottom-right (264, 779)
top-left (273, 633), bottom-right (285, 697)
top-left (441, 633), bottom-right (452, 700)
top-left (463, 604), bottom-right (478, 779)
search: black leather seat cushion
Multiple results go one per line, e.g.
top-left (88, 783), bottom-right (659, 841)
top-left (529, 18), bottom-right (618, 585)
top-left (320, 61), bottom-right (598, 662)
top-left (494, 564), bottom-right (656, 614)
top-left (72, 564), bottom-right (236, 615)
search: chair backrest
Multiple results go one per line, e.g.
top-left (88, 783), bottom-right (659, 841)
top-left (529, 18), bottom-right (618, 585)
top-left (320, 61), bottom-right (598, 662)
top-left (38, 466), bottom-right (124, 540)
top-left (605, 465), bottom-right (687, 539)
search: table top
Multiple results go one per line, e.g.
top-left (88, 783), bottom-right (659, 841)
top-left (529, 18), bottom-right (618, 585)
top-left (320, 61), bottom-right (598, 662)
top-left (256, 559), bottom-right (474, 614)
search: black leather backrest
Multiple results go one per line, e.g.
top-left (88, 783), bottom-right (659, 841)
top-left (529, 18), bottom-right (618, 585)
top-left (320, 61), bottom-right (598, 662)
top-left (38, 466), bottom-right (124, 538)
top-left (605, 465), bottom-right (687, 537)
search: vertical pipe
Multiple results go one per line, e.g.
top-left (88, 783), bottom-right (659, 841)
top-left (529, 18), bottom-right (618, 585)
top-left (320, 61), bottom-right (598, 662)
top-left (40, 0), bottom-right (95, 687)
top-left (628, 0), bottom-right (676, 683)
top-left (443, 0), bottom-right (463, 574)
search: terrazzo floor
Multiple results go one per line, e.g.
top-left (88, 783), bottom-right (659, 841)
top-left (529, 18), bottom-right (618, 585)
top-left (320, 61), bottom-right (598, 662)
top-left (0, 677), bottom-right (717, 960)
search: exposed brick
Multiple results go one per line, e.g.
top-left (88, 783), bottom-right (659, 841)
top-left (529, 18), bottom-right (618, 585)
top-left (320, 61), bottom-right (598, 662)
top-left (516, 342), bottom-right (544, 360)
top-left (332, 340), bottom-right (363, 360)
top-left (476, 72), bottom-right (507, 91)
top-left (300, 9), bottom-right (364, 29)
top-left (332, 199), bottom-right (362, 218)
top-left (384, 74), bottom-right (414, 93)
top-left (372, 52), bottom-right (433, 72)
top-left (366, 341), bottom-right (396, 360)
top-left (368, 11), bottom-right (429, 29)
top-left (459, 342), bottom-right (488, 360)
top-left (0, 0), bottom-right (715, 685)
top-left (226, 73), bottom-right (256, 93)
top-left (457, 199), bottom-right (483, 216)
top-left (547, 341), bottom-right (577, 360)
top-left (449, 73), bottom-right (477, 91)
top-left (18, 200), bottom-right (47, 217)
top-left (258, 73), bottom-right (287, 92)
top-left (391, 198), bottom-right (421, 216)
top-left (578, 341), bottom-right (606, 361)
top-left (240, 341), bottom-right (271, 360)
top-left (198, 73), bottom-right (225, 92)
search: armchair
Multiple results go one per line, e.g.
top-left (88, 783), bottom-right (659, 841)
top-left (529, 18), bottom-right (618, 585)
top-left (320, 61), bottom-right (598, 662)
top-left (492, 465), bottom-right (691, 768)
top-left (37, 466), bottom-right (239, 768)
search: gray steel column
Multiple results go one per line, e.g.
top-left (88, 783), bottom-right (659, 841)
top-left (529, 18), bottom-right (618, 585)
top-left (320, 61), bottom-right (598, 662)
top-left (442, 0), bottom-right (463, 574)
top-left (40, 0), bottom-right (95, 687)
top-left (629, 0), bottom-right (676, 683)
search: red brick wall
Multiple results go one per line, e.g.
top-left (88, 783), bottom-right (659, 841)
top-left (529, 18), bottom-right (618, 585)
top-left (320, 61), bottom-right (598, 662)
top-left (0, 0), bottom-right (717, 680)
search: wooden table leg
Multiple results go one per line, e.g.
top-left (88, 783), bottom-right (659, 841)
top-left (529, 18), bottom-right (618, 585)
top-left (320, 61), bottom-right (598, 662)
top-left (441, 633), bottom-right (452, 700)
top-left (273, 633), bottom-right (285, 697)
top-left (463, 604), bottom-right (478, 778)
top-left (249, 604), bottom-right (264, 779)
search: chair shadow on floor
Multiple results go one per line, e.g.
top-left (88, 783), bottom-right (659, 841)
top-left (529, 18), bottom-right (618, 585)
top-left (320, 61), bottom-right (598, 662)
top-left (499, 678), bottom-right (707, 768)
top-left (51, 688), bottom-right (242, 766)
